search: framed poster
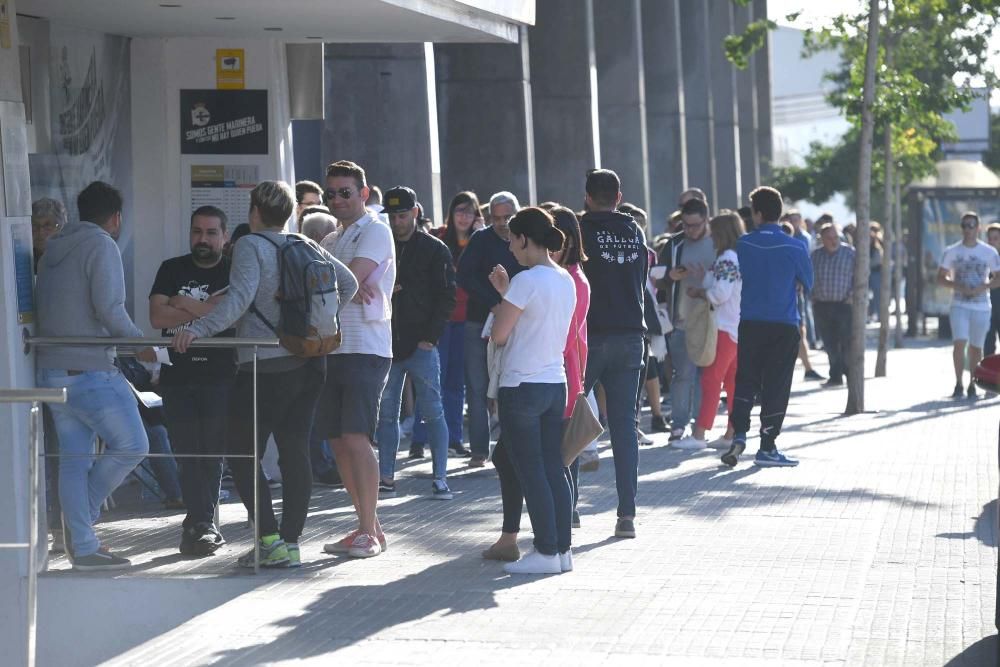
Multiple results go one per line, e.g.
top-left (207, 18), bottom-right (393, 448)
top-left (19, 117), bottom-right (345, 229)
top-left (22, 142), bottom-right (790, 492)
top-left (10, 218), bottom-right (34, 323)
top-left (190, 164), bottom-right (258, 229)
top-left (180, 89), bottom-right (267, 155)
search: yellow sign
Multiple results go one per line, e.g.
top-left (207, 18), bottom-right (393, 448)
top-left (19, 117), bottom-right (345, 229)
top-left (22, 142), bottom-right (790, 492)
top-left (216, 48), bottom-right (245, 89)
top-left (0, 0), bottom-right (11, 50)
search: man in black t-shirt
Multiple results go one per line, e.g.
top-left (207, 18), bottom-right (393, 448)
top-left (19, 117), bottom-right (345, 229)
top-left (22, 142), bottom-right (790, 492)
top-left (149, 205), bottom-right (236, 556)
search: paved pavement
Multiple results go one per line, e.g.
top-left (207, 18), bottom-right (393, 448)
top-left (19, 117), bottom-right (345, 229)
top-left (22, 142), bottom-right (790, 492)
top-left (37, 335), bottom-right (998, 666)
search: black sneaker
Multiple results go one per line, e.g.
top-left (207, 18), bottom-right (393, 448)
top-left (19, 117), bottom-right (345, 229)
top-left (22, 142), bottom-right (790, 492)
top-left (721, 439), bottom-right (747, 468)
top-left (379, 480), bottom-right (396, 498)
top-left (822, 378), bottom-right (843, 388)
top-left (180, 524), bottom-right (224, 557)
top-left (449, 442), bottom-right (471, 458)
top-left (967, 384), bottom-right (978, 399)
top-left (650, 415), bottom-right (668, 433)
top-left (408, 444), bottom-right (426, 460)
top-left (572, 510), bottom-right (581, 529)
top-left (265, 475), bottom-right (281, 490)
top-left (314, 469), bottom-right (344, 487)
top-left (72, 550), bottom-right (131, 571)
top-left (804, 369), bottom-right (825, 381)
top-left (952, 383), bottom-right (964, 398)
top-left (614, 518), bottom-right (636, 539)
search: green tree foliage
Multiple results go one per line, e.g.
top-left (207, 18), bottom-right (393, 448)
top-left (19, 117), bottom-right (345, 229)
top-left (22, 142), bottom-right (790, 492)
top-left (985, 113), bottom-right (1000, 173)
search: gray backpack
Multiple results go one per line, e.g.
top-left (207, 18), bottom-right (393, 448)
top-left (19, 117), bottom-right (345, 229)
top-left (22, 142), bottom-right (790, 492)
top-left (249, 233), bottom-right (342, 357)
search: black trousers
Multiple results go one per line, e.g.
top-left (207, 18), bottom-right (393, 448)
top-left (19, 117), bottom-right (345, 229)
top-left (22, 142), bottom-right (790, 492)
top-left (227, 359), bottom-right (325, 544)
top-left (813, 301), bottom-right (852, 382)
top-left (731, 321), bottom-right (800, 449)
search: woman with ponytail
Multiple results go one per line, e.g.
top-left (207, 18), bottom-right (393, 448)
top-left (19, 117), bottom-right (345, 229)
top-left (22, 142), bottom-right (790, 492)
top-left (486, 207), bottom-right (577, 574)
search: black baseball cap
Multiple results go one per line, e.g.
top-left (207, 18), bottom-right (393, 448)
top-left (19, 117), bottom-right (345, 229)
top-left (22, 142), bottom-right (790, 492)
top-left (383, 186), bottom-right (418, 214)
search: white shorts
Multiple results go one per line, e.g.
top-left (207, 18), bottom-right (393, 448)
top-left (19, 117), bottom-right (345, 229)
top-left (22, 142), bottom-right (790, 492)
top-left (950, 306), bottom-right (991, 346)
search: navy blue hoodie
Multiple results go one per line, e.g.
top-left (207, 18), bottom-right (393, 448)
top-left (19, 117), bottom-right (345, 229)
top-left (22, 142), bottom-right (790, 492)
top-left (580, 210), bottom-right (649, 335)
top-left (456, 226), bottom-right (525, 324)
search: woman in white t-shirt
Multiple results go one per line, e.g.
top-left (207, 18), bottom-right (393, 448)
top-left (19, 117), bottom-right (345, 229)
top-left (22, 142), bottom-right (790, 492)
top-left (677, 211), bottom-right (745, 450)
top-left (488, 207), bottom-right (576, 575)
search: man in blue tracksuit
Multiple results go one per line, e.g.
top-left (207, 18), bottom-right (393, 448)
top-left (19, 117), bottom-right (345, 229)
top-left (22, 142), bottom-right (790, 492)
top-left (722, 186), bottom-right (813, 468)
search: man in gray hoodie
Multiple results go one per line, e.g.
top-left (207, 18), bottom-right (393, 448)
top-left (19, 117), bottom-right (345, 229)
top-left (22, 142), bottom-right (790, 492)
top-left (35, 181), bottom-right (149, 571)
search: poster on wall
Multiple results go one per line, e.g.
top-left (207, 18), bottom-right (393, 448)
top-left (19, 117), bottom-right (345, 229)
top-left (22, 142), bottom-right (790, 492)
top-left (10, 219), bottom-right (34, 323)
top-left (180, 89), bottom-right (267, 155)
top-left (191, 164), bottom-right (258, 228)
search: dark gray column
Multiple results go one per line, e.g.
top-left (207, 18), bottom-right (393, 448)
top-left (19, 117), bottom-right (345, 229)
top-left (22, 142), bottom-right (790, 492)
top-left (734, 3), bottom-right (760, 200)
top-left (709, 1), bottom-right (742, 210)
top-left (529, 0), bottom-right (598, 205)
top-left (323, 44), bottom-right (435, 213)
top-left (642, 0), bottom-right (686, 233)
top-left (594, 0), bottom-right (649, 214)
top-left (752, 0), bottom-right (773, 179)
top-left (679, 1), bottom-right (717, 208)
top-left (435, 28), bottom-right (535, 208)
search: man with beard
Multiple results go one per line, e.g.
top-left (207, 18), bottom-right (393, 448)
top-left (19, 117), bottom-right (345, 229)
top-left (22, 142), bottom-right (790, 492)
top-left (150, 205), bottom-right (236, 555)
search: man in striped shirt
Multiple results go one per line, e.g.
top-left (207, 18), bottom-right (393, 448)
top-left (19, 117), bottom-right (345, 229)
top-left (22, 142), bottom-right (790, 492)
top-left (811, 222), bottom-right (856, 388)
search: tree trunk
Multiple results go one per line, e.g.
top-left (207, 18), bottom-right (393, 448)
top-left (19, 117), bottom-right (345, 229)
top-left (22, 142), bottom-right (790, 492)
top-left (893, 176), bottom-right (905, 348)
top-left (845, 0), bottom-right (880, 415)
top-left (875, 127), bottom-right (892, 377)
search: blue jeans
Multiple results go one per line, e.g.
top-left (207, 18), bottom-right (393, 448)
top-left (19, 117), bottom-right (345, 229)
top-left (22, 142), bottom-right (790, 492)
top-left (376, 347), bottom-right (448, 482)
top-left (412, 321), bottom-right (466, 446)
top-left (161, 382), bottom-right (230, 529)
top-left (463, 321), bottom-right (491, 458)
top-left (36, 369), bottom-right (149, 557)
top-left (584, 333), bottom-right (644, 518)
top-left (309, 437), bottom-right (335, 476)
top-left (498, 382), bottom-right (571, 555)
top-left (666, 328), bottom-right (702, 432)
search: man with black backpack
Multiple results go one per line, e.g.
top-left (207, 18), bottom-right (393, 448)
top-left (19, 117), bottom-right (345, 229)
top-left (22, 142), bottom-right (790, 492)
top-left (375, 186), bottom-right (457, 501)
top-left (173, 180), bottom-right (357, 568)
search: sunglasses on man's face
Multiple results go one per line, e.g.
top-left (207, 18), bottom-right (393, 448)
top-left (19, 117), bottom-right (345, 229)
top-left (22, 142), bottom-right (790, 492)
top-left (961, 222), bottom-right (978, 230)
top-left (325, 188), bottom-right (355, 201)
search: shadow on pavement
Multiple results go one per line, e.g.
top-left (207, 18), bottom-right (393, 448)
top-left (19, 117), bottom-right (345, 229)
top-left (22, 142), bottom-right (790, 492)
top-left (935, 499), bottom-right (998, 547)
top-left (943, 634), bottom-right (998, 667)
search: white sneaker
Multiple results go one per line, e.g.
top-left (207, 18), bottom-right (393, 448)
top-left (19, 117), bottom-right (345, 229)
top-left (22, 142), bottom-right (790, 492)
top-left (707, 436), bottom-right (733, 450)
top-left (503, 550), bottom-right (561, 575)
top-left (637, 429), bottom-right (653, 445)
top-left (673, 436), bottom-right (708, 450)
top-left (559, 549), bottom-right (573, 572)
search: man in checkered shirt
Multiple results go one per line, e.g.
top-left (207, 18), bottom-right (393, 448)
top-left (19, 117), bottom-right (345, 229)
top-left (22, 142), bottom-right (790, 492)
top-left (811, 221), bottom-right (856, 388)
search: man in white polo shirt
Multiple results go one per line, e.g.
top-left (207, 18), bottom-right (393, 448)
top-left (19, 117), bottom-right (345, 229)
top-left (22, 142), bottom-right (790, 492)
top-left (317, 160), bottom-right (396, 558)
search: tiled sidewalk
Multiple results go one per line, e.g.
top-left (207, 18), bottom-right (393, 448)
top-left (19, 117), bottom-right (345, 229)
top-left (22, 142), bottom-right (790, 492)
top-left (37, 338), bottom-right (998, 666)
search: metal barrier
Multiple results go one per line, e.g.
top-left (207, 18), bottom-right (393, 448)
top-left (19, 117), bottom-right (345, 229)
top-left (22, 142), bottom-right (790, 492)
top-left (0, 387), bottom-right (67, 667)
top-left (21, 332), bottom-right (282, 578)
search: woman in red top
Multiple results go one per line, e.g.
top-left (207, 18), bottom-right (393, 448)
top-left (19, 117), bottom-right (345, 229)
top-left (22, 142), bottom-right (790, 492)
top-left (411, 192), bottom-right (481, 458)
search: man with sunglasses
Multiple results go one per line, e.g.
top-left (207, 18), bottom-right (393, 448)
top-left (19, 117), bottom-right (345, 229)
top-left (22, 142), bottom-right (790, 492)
top-left (937, 212), bottom-right (1000, 399)
top-left (658, 196), bottom-right (717, 448)
top-left (317, 160), bottom-right (396, 559)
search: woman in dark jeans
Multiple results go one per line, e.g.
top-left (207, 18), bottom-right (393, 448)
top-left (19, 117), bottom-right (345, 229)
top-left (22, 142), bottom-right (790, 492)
top-left (483, 207), bottom-right (577, 575)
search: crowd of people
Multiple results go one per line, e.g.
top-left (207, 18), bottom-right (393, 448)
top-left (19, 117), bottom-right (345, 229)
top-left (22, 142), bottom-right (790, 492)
top-left (28, 159), bottom-right (999, 574)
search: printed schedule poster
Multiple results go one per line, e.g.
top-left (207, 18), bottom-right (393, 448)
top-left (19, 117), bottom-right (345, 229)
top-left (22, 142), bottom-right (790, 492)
top-left (191, 165), bottom-right (258, 228)
top-left (11, 220), bottom-right (34, 323)
top-left (180, 89), bottom-right (267, 155)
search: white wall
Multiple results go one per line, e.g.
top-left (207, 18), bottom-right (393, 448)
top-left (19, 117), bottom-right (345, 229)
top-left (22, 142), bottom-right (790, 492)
top-left (130, 37), bottom-right (294, 334)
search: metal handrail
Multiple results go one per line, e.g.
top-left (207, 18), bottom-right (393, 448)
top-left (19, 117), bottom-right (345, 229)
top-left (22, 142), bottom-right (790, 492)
top-left (0, 388), bottom-right (66, 667)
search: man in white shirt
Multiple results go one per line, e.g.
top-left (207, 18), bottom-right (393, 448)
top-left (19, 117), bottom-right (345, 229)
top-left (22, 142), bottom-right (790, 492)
top-left (317, 160), bottom-right (396, 558)
top-left (937, 212), bottom-right (1000, 399)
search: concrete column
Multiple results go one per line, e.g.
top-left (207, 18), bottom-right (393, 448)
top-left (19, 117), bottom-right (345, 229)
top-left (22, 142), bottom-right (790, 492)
top-left (0, 3), bottom-right (36, 664)
top-left (709, 1), bottom-right (742, 210)
top-left (434, 26), bottom-right (535, 208)
top-left (529, 0), bottom-right (599, 205)
top-left (679, 1), bottom-right (717, 208)
top-left (594, 0), bottom-right (650, 214)
top-left (734, 3), bottom-right (760, 200)
top-left (752, 0), bottom-right (774, 179)
top-left (641, 0), bottom-right (686, 233)
top-left (323, 44), bottom-right (437, 218)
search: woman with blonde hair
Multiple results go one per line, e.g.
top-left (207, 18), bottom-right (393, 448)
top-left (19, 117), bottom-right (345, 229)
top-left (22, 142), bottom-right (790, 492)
top-left (675, 211), bottom-right (745, 450)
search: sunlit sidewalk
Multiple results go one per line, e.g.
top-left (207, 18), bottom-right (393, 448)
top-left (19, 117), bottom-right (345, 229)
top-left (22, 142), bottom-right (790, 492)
top-left (37, 335), bottom-right (998, 666)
